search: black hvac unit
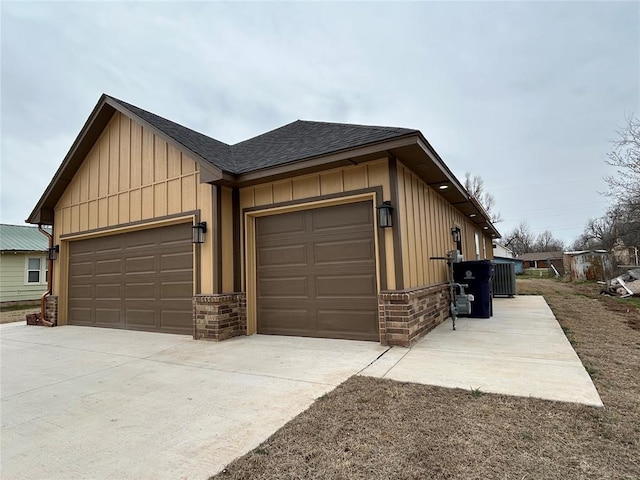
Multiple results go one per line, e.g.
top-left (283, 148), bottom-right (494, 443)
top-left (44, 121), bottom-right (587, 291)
top-left (492, 262), bottom-right (517, 297)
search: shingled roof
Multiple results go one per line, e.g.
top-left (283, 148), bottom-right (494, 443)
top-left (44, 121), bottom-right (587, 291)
top-left (232, 120), bottom-right (418, 174)
top-left (108, 96), bottom-right (418, 175)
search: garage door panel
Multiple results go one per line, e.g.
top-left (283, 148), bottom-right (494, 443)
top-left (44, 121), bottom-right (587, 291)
top-left (315, 275), bottom-right (376, 297)
top-left (126, 256), bottom-right (155, 274)
top-left (258, 276), bottom-right (308, 297)
top-left (69, 284), bottom-right (92, 300)
top-left (95, 308), bottom-right (121, 326)
top-left (160, 252), bottom-right (193, 272)
top-left (68, 307), bottom-right (92, 325)
top-left (258, 244), bottom-right (307, 267)
top-left (317, 310), bottom-right (378, 341)
top-left (126, 309), bottom-right (156, 328)
top-left (314, 238), bottom-right (375, 264)
top-left (95, 245), bottom-right (123, 255)
top-left (160, 281), bottom-right (193, 299)
top-left (311, 202), bottom-right (373, 231)
top-left (69, 260), bottom-right (93, 276)
top-left (256, 202), bottom-right (378, 341)
top-left (161, 310), bottom-right (193, 331)
top-left (126, 283), bottom-right (155, 300)
top-left (258, 308), bottom-right (312, 335)
top-left (257, 213), bottom-right (305, 236)
top-left (95, 284), bottom-right (121, 300)
top-left (68, 223), bottom-right (193, 334)
top-left (95, 259), bottom-right (122, 276)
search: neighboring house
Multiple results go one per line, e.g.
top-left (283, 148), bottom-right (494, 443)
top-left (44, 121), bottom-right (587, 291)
top-left (517, 251), bottom-right (564, 270)
top-left (27, 94), bottom-right (499, 347)
top-left (0, 224), bottom-right (50, 304)
top-left (492, 242), bottom-right (514, 259)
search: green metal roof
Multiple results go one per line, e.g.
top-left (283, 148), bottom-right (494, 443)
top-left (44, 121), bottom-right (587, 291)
top-left (0, 224), bottom-right (50, 252)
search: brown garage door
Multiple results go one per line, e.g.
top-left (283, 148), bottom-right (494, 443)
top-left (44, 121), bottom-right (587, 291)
top-left (256, 202), bottom-right (378, 341)
top-left (68, 223), bottom-right (193, 335)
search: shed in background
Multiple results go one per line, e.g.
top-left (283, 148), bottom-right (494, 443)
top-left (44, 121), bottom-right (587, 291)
top-left (563, 250), bottom-right (615, 282)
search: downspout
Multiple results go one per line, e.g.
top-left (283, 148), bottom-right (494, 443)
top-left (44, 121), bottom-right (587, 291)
top-left (37, 224), bottom-right (55, 327)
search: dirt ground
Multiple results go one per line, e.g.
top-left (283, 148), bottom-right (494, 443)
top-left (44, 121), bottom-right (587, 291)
top-left (0, 306), bottom-right (39, 324)
top-left (211, 278), bottom-right (639, 480)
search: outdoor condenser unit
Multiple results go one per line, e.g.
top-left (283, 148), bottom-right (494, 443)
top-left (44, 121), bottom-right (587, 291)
top-left (492, 262), bottom-right (517, 297)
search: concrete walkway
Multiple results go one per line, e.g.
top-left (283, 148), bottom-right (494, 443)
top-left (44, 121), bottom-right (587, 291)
top-left (362, 295), bottom-right (603, 407)
top-left (1, 324), bottom-right (386, 480)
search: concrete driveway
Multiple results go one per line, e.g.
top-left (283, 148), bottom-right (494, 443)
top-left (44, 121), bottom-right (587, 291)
top-left (1, 323), bottom-right (387, 480)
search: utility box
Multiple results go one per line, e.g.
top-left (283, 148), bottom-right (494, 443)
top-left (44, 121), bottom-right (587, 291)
top-left (492, 262), bottom-right (517, 297)
top-left (453, 260), bottom-right (494, 318)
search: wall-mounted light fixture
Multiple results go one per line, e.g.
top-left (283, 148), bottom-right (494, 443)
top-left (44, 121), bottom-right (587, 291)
top-left (450, 226), bottom-right (461, 244)
top-left (376, 201), bottom-right (393, 228)
top-left (192, 222), bottom-right (207, 244)
top-left (451, 226), bottom-right (463, 253)
top-left (47, 245), bottom-right (59, 261)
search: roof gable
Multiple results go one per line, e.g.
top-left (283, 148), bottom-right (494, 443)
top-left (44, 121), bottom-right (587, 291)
top-left (110, 97), bottom-right (234, 172)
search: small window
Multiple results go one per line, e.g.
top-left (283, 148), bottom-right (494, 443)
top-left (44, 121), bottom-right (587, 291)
top-left (474, 233), bottom-right (480, 260)
top-left (25, 257), bottom-right (47, 284)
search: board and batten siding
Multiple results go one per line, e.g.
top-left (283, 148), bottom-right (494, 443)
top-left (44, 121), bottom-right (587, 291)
top-left (239, 158), bottom-right (395, 290)
top-left (396, 161), bottom-right (493, 289)
top-left (0, 254), bottom-right (48, 303)
top-left (52, 112), bottom-right (216, 311)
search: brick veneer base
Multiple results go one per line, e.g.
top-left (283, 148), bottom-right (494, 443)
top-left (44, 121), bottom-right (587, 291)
top-left (193, 293), bottom-right (246, 341)
top-left (378, 283), bottom-right (450, 347)
top-left (45, 295), bottom-right (59, 326)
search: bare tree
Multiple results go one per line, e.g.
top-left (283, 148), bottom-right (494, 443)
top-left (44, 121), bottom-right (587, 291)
top-left (464, 172), bottom-right (503, 223)
top-left (575, 116), bottom-right (640, 250)
top-left (502, 222), bottom-right (535, 256)
top-left (532, 230), bottom-right (565, 252)
top-left (605, 115), bottom-right (640, 202)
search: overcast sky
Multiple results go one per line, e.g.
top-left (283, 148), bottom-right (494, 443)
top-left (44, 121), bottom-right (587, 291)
top-left (1, 1), bottom-right (638, 245)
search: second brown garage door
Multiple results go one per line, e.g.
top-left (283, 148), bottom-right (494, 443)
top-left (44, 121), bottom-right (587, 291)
top-left (256, 202), bottom-right (379, 341)
top-left (67, 223), bottom-right (193, 335)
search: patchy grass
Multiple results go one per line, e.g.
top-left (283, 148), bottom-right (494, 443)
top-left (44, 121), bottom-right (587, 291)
top-left (211, 279), bottom-right (639, 480)
top-left (0, 304), bottom-right (39, 324)
top-left (470, 387), bottom-right (483, 398)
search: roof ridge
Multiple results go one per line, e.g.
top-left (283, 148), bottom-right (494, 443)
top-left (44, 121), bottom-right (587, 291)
top-left (294, 119), bottom-right (418, 132)
top-left (107, 95), bottom-right (231, 147)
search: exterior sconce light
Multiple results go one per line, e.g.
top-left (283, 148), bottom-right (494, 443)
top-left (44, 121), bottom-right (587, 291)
top-left (47, 245), bottom-right (59, 261)
top-left (450, 227), bottom-right (461, 243)
top-left (192, 222), bottom-right (207, 244)
top-left (376, 201), bottom-right (393, 228)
